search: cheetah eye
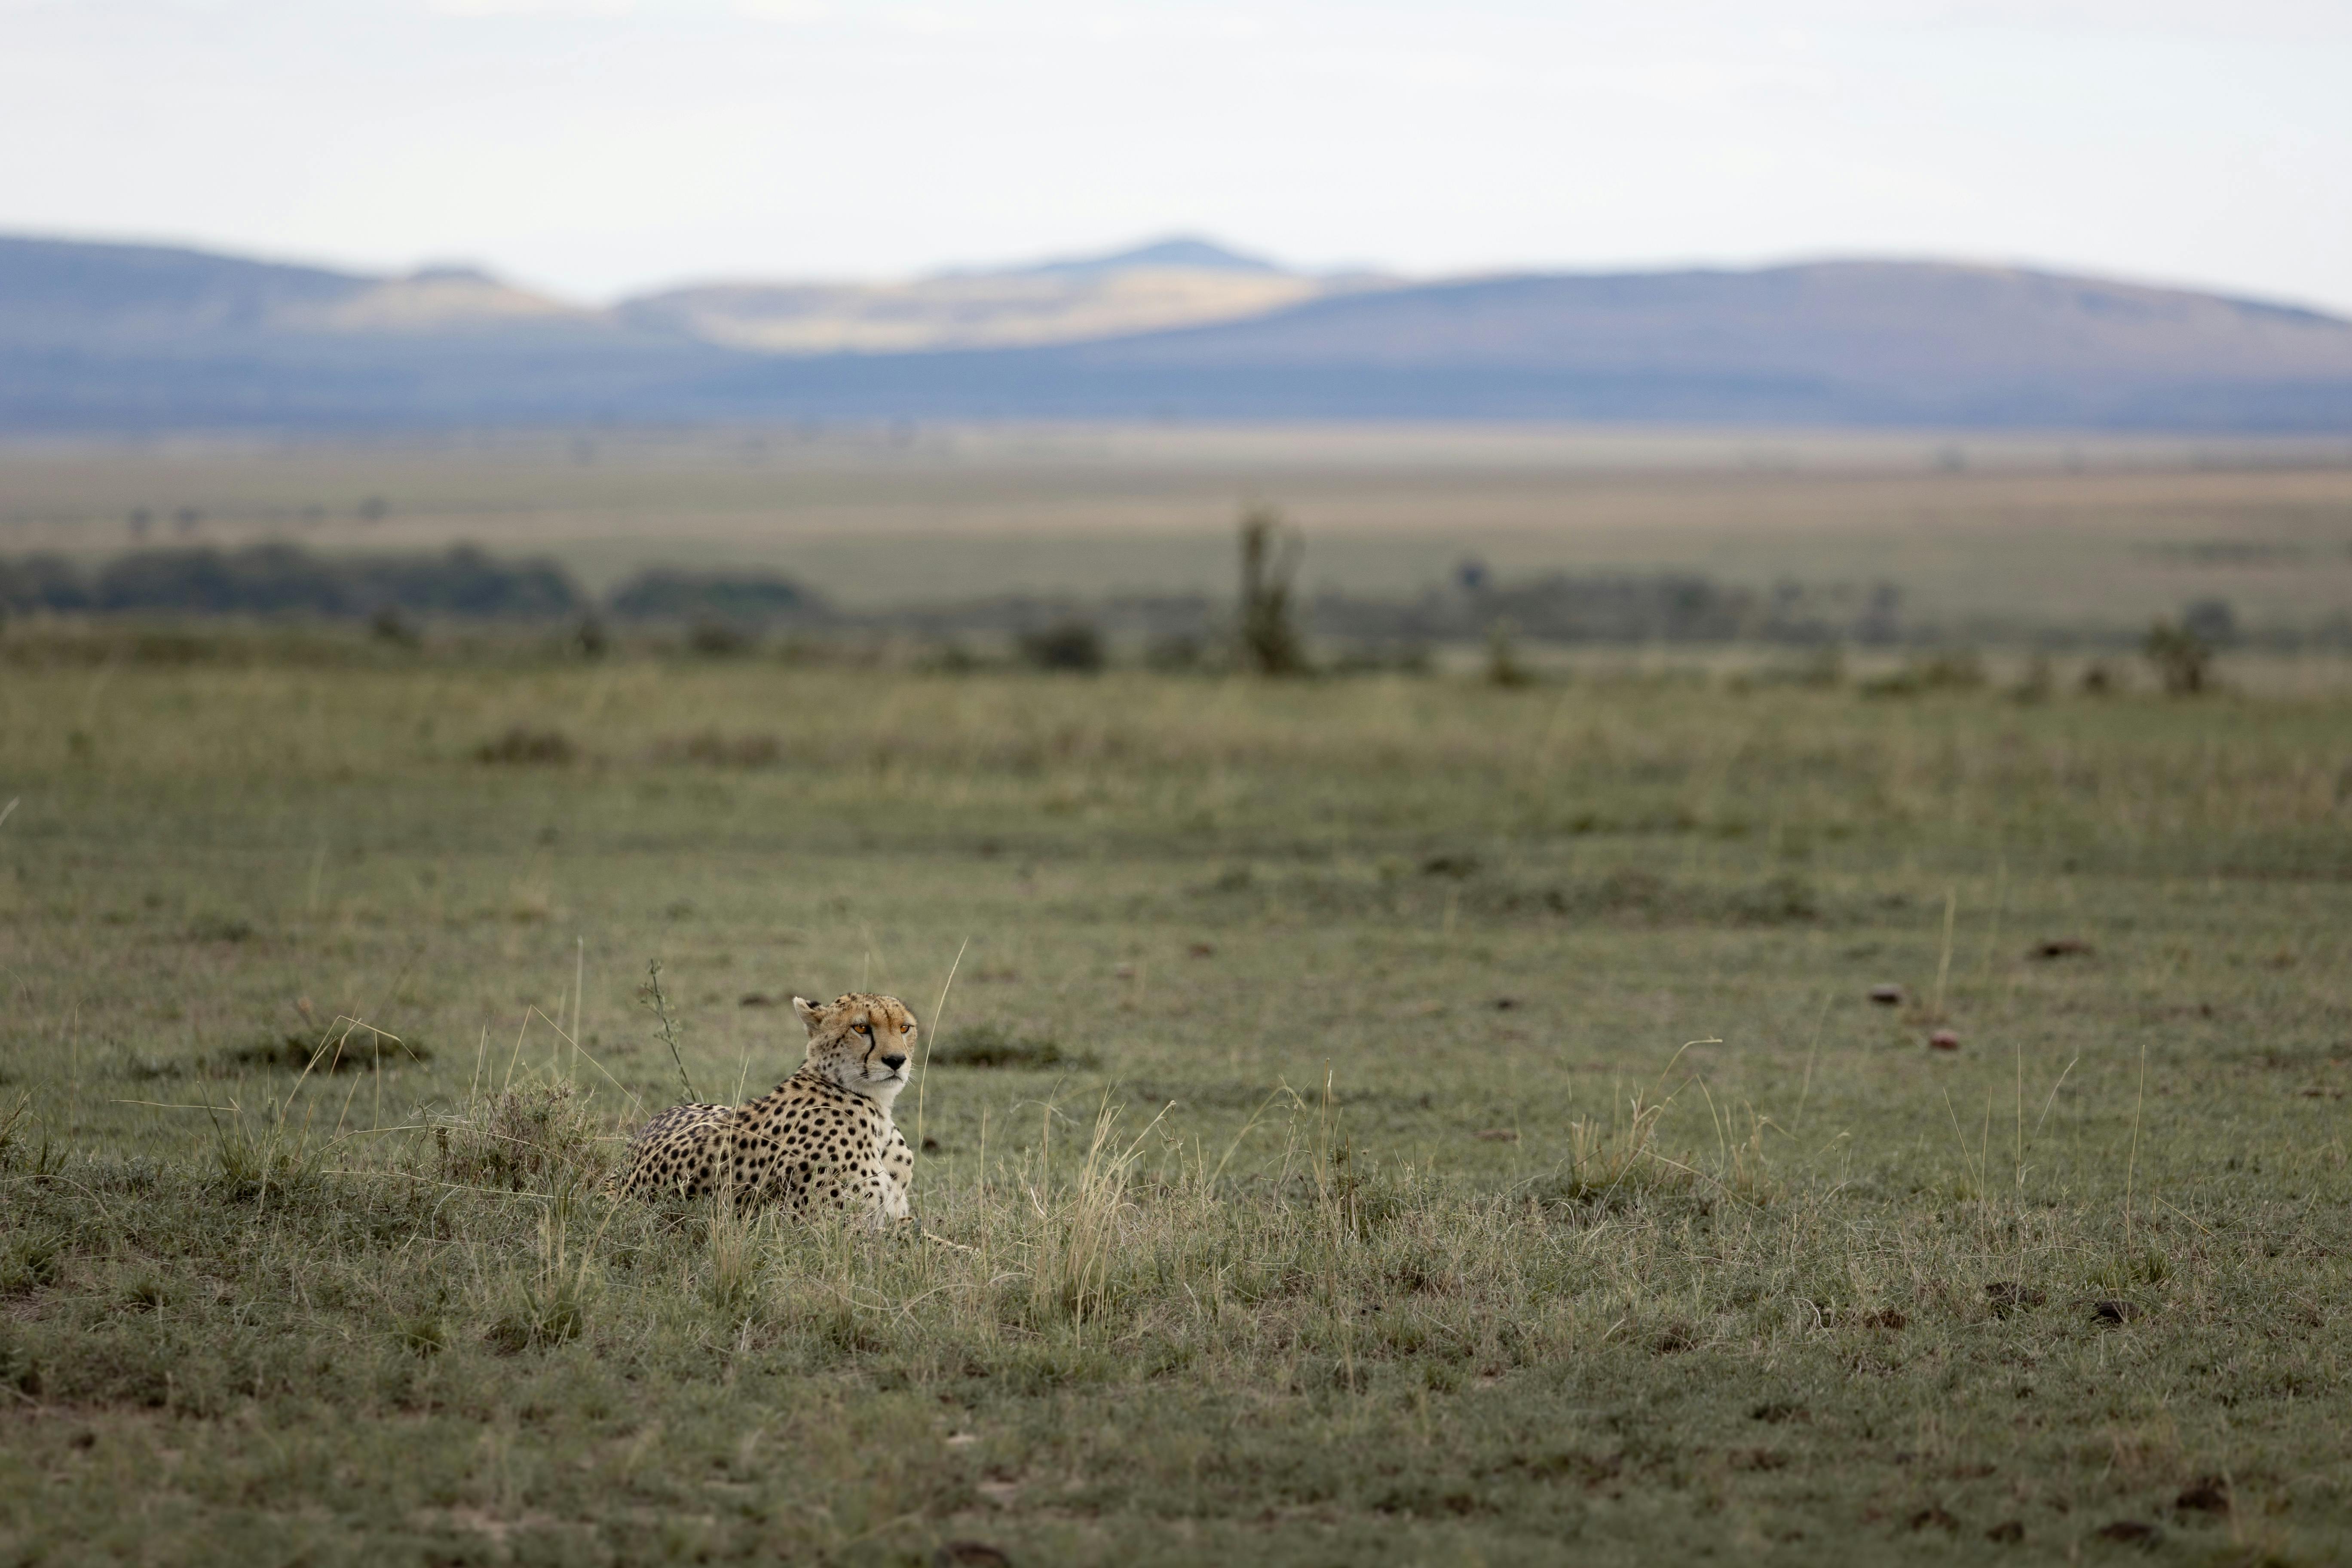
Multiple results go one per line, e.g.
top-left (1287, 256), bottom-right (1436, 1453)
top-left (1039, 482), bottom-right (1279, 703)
top-left (854, 1023), bottom-right (872, 1037)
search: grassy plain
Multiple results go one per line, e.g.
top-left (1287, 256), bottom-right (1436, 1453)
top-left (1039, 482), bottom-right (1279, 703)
top-left (1, 646), bottom-right (2348, 1565)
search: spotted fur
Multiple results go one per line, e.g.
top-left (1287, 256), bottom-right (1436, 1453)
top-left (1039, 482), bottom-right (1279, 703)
top-left (613, 992), bottom-right (919, 1226)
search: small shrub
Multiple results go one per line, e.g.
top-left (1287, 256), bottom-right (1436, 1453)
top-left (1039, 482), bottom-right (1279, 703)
top-left (218, 1030), bottom-right (427, 1075)
top-left (1483, 620), bottom-right (1534, 687)
top-left (218, 1036), bottom-right (318, 1074)
top-left (1859, 650), bottom-right (1985, 698)
top-left (930, 1023), bottom-right (1100, 1070)
top-left (658, 730), bottom-right (781, 767)
top-left (1017, 620), bottom-right (1106, 673)
top-left (368, 606), bottom-right (420, 648)
top-left (1237, 506), bottom-right (1308, 676)
top-left (187, 915), bottom-right (256, 943)
top-left (2143, 618), bottom-right (2214, 695)
top-left (475, 726), bottom-right (576, 765)
top-left (687, 618), bottom-right (751, 657)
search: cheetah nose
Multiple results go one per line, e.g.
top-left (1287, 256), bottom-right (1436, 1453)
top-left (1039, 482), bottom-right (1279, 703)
top-left (881, 1053), bottom-right (908, 1072)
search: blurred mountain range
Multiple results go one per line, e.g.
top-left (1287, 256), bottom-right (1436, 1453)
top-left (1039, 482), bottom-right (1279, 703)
top-left (5, 231), bottom-right (2351, 432)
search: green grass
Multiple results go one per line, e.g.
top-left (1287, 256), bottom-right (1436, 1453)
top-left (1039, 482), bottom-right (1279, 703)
top-left (2, 655), bottom-right (2348, 1565)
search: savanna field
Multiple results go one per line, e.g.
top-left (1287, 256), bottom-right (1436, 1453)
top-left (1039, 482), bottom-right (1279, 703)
top-left (2, 644), bottom-right (2349, 1566)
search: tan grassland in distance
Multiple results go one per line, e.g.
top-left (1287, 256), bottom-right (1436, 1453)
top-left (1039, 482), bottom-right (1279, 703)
top-left (621, 268), bottom-right (1335, 353)
top-left (289, 273), bottom-right (595, 333)
top-left (2, 424), bottom-right (2350, 630)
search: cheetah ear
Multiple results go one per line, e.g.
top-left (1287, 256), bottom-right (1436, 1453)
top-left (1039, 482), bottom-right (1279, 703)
top-left (792, 995), bottom-right (827, 1034)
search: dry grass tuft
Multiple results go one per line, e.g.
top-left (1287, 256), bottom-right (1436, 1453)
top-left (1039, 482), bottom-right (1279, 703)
top-left (433, 1083), bottom-right (610, 1192)
top-left (656, 730), bottom-right (782, 767)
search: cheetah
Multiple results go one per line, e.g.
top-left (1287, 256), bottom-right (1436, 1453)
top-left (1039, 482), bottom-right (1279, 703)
top-left (613, 992), bottom-right (919, 1227)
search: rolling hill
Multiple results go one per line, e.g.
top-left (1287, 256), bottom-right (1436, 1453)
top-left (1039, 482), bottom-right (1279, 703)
top-left (615, 237), bottom-right (1363, 355)
top-left (3, 233), bottom-right (2350, 431)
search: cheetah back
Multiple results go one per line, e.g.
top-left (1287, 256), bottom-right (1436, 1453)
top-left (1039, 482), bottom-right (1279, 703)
top-left (615, 1102), bottom-right (736, 1200)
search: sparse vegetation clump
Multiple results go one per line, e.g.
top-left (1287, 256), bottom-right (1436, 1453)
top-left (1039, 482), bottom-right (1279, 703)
top-left (929, 1022), bottom-right (1099, 1070)
top-left (219, 1030), bottom-right (431, 1075)
top-left (686, 617), bottom-right (753, 656)
top-left (1015, 618), bottom-right (1106, 673)
top-left (1236, 505), bottom-right (1309, 675)
top-left (473, 724), bottom-right (576, 764)
top-left (2143, 616), bottom-right (2217, 695)
top-left (433, 1082), bottom-right (608, 1192)
top-left (1859, 648), bottom-right (1986, 697)
top-left (657, 729), bottom-right (782, 767)
top-left (1482, 618), bottom-right (1534, 686)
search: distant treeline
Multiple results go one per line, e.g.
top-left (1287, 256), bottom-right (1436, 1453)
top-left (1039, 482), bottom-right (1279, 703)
top-left (891, 573), bottom-right (1905, 648)
top-left (0, 542), bottom-right (1901, 646)
top-left (1314, 568), bottom-right (1905, 646)
top-left (0, 542), bottom-right (2318, 656)
top-left (0, 545), bottom-right (823, 627)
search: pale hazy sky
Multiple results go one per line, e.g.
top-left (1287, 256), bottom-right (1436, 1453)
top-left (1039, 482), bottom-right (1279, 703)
top-left (5, 0), bottom-right (2350, 310)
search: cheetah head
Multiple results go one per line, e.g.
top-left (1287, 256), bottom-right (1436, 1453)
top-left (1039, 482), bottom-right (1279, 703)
top-left (792, 991), bottom-right (918, 1107)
